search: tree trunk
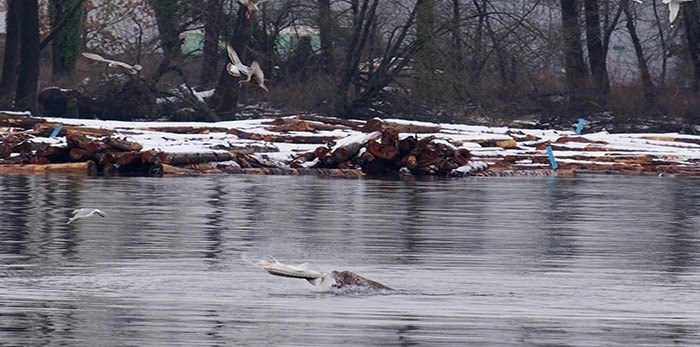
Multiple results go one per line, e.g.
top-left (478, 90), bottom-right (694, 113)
top-left (451, 0), bottom-right (462, 70)
top-left (683, 0), bottom-right (700, 93)
top-left (0, 0), bottom-right (20, 109)
top-left (559, 0), bottom-right (588, 94)
top-left (49, 0), bottom-right (85, 86)
top-left (15, 0), bottom-right (41, 113)
top-left (622, 0), bottom-right (654, 101)
top-left (334, 0), bottom-right (379, 116)
top-left (211, 5), bottom-right (254, 120)
top-left (318, 0), bottom-right (334, 73)
top-left (148, 0), bottom-right (182, 82)
top-left (414, 0), bottom-right (435, 106)
top-left (584, 0), bottom-right (610, 97)
top-left (199, 0), bottom-right (224, 88)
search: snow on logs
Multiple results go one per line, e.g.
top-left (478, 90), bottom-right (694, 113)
top-left (2, 112), bottom-right (699, 177)
top-left (290, 121), bottom-right (485, 177)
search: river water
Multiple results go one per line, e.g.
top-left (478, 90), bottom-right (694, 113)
top-left (0, 174), bottom-right (698, 346)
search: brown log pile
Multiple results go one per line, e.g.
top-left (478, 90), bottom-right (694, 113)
top-left (291, 126), bottom-right (479, 176)
top-left (2, 112), bottom-right (699, 177)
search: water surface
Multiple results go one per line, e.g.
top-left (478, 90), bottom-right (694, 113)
top-left (1, 174), bottom-right (698, 346)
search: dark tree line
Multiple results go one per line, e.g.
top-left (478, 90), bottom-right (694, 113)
top-left (1, 0), bottom-right (699, 125)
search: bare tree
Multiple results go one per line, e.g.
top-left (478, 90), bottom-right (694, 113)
top-left (560, 0), bottom-right (588, 94)
top-left (584, 0), bottom-right (610, 96)
top-left (199, 0), bottom-right (224, 88)
top-left (211, 4), bottom-right (254, 120)
top-left (0, 0), bottom-right (20, 109)
top-left (148, 0), bottom-right (190, 82)
top-left (682, 0), bottom-right (700, 92)
top-left (318, 0), bottom-right (334, 73)
top-left (15, 0), bottom-right (41, 113)
top-left (622, 0), bottom-right (654, 101)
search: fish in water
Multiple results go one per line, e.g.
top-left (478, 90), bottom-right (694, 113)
top-left (258, 258), bottom-right (392, 291)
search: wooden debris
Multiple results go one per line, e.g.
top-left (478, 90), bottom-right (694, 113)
top-left (141, 126), bottom-right (229, 134)
top-left (0, 161), bottom-right (98, 175)
top-left (0, 112), bottom-right (46, 129)
top-left (227, 127), bottom-right (336, 144)
top-left (293, 126), bottom-right (481, 176)
top-left (1, 113), bottom-right (699, 177)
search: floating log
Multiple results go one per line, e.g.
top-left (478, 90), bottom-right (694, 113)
top-left (0, 161), bottom-right (97, 175)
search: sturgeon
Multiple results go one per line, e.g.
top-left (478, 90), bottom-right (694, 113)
top-left (258, 258), bottom-right (326, 284)
top-left (258, 258), bottom-right (393, 290)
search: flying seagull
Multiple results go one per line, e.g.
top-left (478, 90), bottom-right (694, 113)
top-left (67, 208), bottom-right (107, 224)
top-left (225, 44), bottom-right (269, 92)
top-left (225, 43), bottom-right (250, 78)
top-left (238, 0), bottom-right (269, 18)
top-left (635, 0), bottom-right (692, 23)
top-left (82, 52), bottom-right (143, 75)
top-left (663, 0), bottom-right (693, 24)
top-left (241, 61), bottom-right (269, 93)
top-left (258, 258), bottom-right (392, 290)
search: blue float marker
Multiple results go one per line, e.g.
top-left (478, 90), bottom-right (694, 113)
top-left (546, 145), bottom-right (558, 170)
top-left (575, 118), bottom-right (585, 135)
top-left (49, 124), bottom-right (63, 138)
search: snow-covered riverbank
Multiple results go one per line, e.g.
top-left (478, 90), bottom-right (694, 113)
top-left (2, 112), bottom-right (699, 177)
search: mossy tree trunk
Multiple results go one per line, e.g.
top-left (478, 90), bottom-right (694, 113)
top-left (49, 0), bottom-right (85, 86)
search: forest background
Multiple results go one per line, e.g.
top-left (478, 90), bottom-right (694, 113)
top-left (0, 0), bottom-right (699, 133)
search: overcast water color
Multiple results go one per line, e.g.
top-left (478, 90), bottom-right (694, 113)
top-left (0, 174), bottom-right (699, 346)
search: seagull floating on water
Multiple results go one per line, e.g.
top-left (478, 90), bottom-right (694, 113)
top-left (82, 52), bottom-right (143, 75)
top-left (238, 0), bottom-right (269, 18)
top-left (67, 208), bottom-right (107, 224)
top-left (225, 44), bottom-right (269, 93)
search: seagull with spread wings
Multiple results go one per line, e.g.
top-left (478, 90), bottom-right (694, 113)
top-left (225, 43), bottom-right (269, 93)
top-left (238, 0), bottom-right (269, 18)
top-left (634, 0), bottom-right (692, 24)
top-left (67, 208), bottom-right (107, 224)
top-left (82, 52), bottom-right (143, 75)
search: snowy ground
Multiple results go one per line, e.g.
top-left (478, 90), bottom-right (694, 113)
top-left (4, 112), bottom-right (700, 176)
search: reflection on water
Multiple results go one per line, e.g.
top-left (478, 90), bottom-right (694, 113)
top-left (1, 174), bottom-right (699, 346)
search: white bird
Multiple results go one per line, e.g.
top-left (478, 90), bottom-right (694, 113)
top-left (238, 0), bottom-right (269, 18)
top-left (81, 52), bottom-right (143, 75)
top-left (663, 0), bottom-right (693, 24)
top-left (225, 44), bottom-right (269, 92)
top-left (241, 61), bottom-right (269, 93)
top-left (67, 208), bottom-right (107, 224)
top-left (225, 43), bottom-right (250, 78)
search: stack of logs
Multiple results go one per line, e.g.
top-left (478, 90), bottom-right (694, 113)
top-left (291, 118), bottom-right (476, 176)
top-left (1, 120), bottom-right (164, 176)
